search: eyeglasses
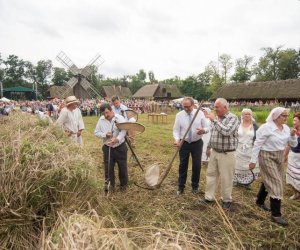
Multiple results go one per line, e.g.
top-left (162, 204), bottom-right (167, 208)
top-left (183, 105), bottom-right (192, 109)
top-left (280, 114), bottom-right (289, 118)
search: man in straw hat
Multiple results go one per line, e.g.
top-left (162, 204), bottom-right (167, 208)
top-left (56, 96), bottom-right (85, 144)
top-left (95, 103), bottom-right (128, 192)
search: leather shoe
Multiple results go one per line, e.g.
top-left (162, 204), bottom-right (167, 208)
top-left (192, 188), bottom-right (199, 194)
top-left (222, 201), bottom-right (232, 210)
top-left (199, 198), bottom-right (213, 205)
top-left (256, 203), bottom-right (271, 212)
top-left (271, 216), bottom-right (288, 226)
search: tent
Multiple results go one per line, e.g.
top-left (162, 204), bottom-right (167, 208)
top-left (0, 97), bottom-right (11, 102)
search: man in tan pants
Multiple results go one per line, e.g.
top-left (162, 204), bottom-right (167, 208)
top-left (200, 98), bottom-right (239, 209)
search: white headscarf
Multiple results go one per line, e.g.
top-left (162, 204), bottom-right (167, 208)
top-left (266, 107), bottom-right (286, 124)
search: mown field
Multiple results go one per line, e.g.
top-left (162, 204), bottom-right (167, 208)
top-left (82, 112), bottom-right (300, 249)
top-left (0, 110), bottom-right (299, 249)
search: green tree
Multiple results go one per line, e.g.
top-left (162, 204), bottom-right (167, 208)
top-left (136, 69), bottom-right (146, 82)
top-left (35, 60), bottom-right (53, 98)
top-left (231, 55), bottom-right (253, 83)
top-left (278, 48), bottom-right (300, 80)
top-left (179, 73), bottom-right (211, 100)
top-left (148, 71), bottom-right (156, 84)
top-left (52, 67), bottom-right (69, 86)
top-left (219, 54), bottom-right (233, 84)
top-left (0, 53), bottom-right (4, 82)
top-left (204, 62), bottom-right (224, 93)
top-left (3, 54), bottom-right (27, 87)
top-left (254, 46), bottom-right (282, 81)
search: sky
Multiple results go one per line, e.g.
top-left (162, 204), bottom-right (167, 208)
top-left (0, 0), bottom-right (299, 80)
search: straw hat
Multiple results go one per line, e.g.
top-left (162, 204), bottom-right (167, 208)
top-left (65, 96), bottom-right (80, 106)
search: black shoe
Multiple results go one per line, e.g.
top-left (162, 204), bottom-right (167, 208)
top-left (120, 186), bottom-right (127, 192)
top-left (192, 188), bottom-right (199, 194)
top-left (256, 203), bottom-right (271, 212)
top-left (222, 201), bottom-right (232, 210)
top-left (271, 216), bottom-right (288, 226)
top-left (199, 198), bottom-right (213, 205)
top-left (177, 189), bottom-right (184, 196)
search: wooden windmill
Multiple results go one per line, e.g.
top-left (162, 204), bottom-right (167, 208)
top-left (56, 51), bottom-right (104, 99)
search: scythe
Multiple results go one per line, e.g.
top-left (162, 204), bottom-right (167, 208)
top-left (136, 101), bottom-right (204, 190)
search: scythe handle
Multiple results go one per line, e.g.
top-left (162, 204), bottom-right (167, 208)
top-left (154, 101), bottom-right (204, 188)
top-left (125, 136), bottom-right (144, 172)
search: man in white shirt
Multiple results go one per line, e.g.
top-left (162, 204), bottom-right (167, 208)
top-left (95, 103), bottom-right (128, 191)
top-left (173, 97), bottom-right (209, 195)
top-left (56, 96), bottom-right (84, 144)
top-left (111, 96), bottom-right (129, 120)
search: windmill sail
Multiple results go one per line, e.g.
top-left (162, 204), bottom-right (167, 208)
top-left (56, 51), bottom-right (79, 75)
top-left (65, 77), bottom-right (78, 88)
top-left (56, 51), bottom-right (103, 99)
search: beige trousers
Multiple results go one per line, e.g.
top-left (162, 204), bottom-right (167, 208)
top-left (205, 150), bottom-right (236, 202)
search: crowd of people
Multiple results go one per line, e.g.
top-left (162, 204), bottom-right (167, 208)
top-left (1, 95), bottom-right (299, 227)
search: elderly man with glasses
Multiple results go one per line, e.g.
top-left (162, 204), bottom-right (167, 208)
top-left (173, 97), bottom-right (209, 195)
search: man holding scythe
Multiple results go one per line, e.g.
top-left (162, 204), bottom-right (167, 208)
top-left (95, 103), bottom-right (128, 192)
top-left (173, 97), bottom-right (209, 195)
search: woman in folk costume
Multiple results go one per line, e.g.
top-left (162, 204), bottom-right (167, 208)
top-left (234, 108), bottom-right (259, 189)
top-left (284, 112), bottom-right (300, 200)
top-left (56, 96), bottom-right (85, 145)
top-left (249, 107), bottom-right (297, 226)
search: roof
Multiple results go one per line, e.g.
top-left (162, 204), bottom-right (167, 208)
top-left (102, 85), bottom-right (132, 99)
top-left (133, 84), bottom-right (159, 98)
top-left (48, 85), bottom-right (73, 99)
top-left (133, 83), bottom-right (182, 99)
top-left (3, 86), bottom-right (35, 92)
top-left (210, 79), bottom-right (300, 100)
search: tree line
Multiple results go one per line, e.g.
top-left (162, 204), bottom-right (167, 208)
top-left (0, 46), bottom-right (299, 100)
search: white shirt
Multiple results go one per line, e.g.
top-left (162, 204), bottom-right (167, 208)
top-left (112, 104), bottom-right (128, 119)
top-left (94, 114), bottom-right (127, 148)
top-left (250, 122), bottom-right (297, 163)
top-left (173, 109), bottom-right (208, 143)
top-left (56, 107), bottom-right (85, 134)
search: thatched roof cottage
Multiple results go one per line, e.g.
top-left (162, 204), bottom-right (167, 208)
top-left (101, 85), bottom-right (132, 100)
top-left (133, 83), bottom-right (182, 100)
top-left (210, 79), bottom-right (300, 101)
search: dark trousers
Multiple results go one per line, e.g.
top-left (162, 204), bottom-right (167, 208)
top-left (102, 142), bottom-right (128, 187)
top-left (256, 182), bottom-right (281, 217)
top-left (178, 139), bottom-right (203, 190)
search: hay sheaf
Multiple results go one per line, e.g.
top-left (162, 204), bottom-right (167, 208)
top-left (0, 113), bottom-right (100, 249)
top-left (42, 210), bottom-right (210, 250)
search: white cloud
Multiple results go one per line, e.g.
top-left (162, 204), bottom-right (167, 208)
top-left (0, 0), bottom-right (299, 80)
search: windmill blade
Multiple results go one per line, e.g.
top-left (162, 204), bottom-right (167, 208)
top-left (81, 54), bottom-right (105, 77)
top-left (65, 77), bottom-right (78, 88)
top-left (81, 65), bottom-right (94, 78)
top-left (80, 78), bottom-right (92, 90)
top-left (56, 51), bottom-right (79, 75)
top-left (80, 78), bottom-right (101, 97)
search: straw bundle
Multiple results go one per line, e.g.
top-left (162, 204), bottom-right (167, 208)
top-left (0, 113), bottom-right (100, 249)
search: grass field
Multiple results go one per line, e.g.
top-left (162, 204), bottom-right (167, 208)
top-left (80, 112), bottom-right (300, 249)
top-left (1, 111), bottom-right (299, 249)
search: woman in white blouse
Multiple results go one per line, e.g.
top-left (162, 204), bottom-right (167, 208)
top-left (249, 107), bottom-right (297, 226)
top-left (234, 108), bottom-right (259, 188)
